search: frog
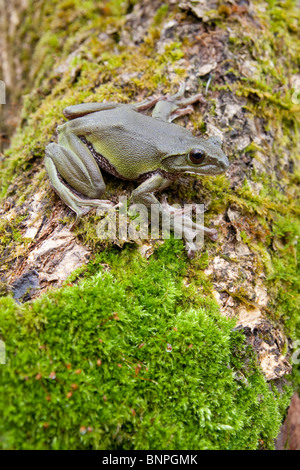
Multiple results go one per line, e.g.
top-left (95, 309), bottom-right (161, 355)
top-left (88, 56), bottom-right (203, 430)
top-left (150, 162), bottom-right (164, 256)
top-left (45, 83), bottom-right (229, 256)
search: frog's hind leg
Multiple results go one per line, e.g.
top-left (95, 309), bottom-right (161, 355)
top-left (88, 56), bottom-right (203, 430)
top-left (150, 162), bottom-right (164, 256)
top-left (152, 82), bottom-right (206, 122)
top-left (132, 96), bottom-right (162, 113)
top-left (64, 99), bottom-right (163, 120)
top-left (63, 102), bottom-right (121, 120)
top-left (45, 133), bottom-right (113, 225)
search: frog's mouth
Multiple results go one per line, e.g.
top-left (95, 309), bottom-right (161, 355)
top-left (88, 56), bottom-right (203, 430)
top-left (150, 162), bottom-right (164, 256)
top-left (199, 156), bottom-right (230, 173)
top-left (162, 154), bottom-right (229, 174)
top-left (187, 163), bottom-right (229, 175)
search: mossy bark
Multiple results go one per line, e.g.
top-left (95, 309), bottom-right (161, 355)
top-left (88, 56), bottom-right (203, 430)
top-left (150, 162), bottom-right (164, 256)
top-left (0, 0), bottom-right (299, 450)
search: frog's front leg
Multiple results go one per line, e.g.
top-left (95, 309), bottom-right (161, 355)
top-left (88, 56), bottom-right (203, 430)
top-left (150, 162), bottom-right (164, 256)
top-left (45, 131), bottom-right (113, 225)
top-left (63, 97), bottom-right (162, 120)
top-left (130, 174), bottom-right (217, 256)
top-left (131, 173), bottom-right (172, 207)
top-left (63, 102), bottom-right (122, 120)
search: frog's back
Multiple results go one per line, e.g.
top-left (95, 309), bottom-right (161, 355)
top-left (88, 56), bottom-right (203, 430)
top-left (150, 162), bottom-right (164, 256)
top-left (80, 106), bottom-right (193, 150)
top-left (65, 106), bottom-right (196, 179)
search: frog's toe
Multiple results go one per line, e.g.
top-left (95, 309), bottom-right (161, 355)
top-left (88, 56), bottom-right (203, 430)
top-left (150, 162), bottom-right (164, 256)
top-left (172, 82), bottom-right (186, 99)
top-left (169, 105), bottom-right (194, 122)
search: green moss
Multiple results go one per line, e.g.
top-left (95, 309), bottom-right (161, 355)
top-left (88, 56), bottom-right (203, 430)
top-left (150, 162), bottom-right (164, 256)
top-left (0, 212), bottom-right (30, 280)
top-left (0, 241), bottom-right (291, 450)
top-left (153, 4), bottom-right (169, 26)
top-left (267, 214), bottom-right (300, 335)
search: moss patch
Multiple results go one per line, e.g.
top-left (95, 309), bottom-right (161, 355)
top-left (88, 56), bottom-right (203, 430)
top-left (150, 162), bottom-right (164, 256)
top-left (0, 241), bottom-right (291, 450)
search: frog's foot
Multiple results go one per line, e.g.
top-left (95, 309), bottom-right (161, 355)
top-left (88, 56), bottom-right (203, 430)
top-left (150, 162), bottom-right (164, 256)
top-left (169, 105), bottom-right (194, 123)
top-left (160, 201), bottom-right (218, 256)
top-left (177, 213), bottom-right (218, 257)
top-left (161, 196), bottom-right (201, 218)
top-left (152, 82), bottom-right (206, 122)
top-left (166, 82), bottom-right (206, 108)
top-left (70, 199), bottom-right (116, 229)
top-left (180, 213), bottom-right (218, 242)
top-left (161, 195), bottom-right (185, 216)
top-left (134, 96), bottom-right (164, 113)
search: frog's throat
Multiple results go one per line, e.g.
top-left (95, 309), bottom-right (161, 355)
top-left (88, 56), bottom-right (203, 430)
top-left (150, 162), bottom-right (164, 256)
top-left (78, 135), bottom-right (181, 183)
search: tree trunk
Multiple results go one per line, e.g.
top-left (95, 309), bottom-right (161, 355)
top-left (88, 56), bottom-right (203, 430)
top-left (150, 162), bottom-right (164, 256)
top-left (0, 0), bottom-right (299, 450)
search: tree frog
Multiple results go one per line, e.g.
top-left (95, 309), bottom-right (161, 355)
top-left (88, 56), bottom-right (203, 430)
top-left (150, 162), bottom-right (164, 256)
top-left (45, 83), bottom-right (229, 255)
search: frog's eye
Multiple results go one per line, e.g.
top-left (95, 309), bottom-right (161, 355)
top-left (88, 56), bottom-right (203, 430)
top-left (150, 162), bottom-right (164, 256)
top-left (189, 149), bottom-right (206, 164)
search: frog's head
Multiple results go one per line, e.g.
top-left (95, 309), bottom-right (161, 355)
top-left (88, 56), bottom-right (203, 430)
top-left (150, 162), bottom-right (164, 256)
top-left (162, 136), bottom-right (229, 176)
